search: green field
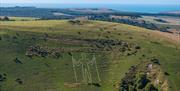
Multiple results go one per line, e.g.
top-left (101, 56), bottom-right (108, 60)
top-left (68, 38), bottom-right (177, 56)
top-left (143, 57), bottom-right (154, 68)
top-left (0, 20), bottom-right (179, 91)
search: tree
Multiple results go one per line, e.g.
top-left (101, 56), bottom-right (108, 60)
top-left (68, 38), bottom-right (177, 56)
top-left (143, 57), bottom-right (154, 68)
top-left (3, 16), bottom-right (10, 21)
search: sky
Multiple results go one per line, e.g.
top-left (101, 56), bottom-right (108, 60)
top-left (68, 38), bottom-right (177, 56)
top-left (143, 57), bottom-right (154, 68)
top-left (0, 0), bottom-right (180, 5)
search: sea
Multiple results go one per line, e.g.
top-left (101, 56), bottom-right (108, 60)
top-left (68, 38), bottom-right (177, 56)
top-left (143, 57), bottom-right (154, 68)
top-left (1, 4), bottom-right (180, 13)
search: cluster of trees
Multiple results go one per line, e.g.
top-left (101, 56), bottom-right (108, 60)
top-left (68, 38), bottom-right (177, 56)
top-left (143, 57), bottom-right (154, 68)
top-left (40, 15), bottom-right (74, 20)
top-left (88, 15), bottom-right (159, 30)
top-left (113, 19), bottom-right (170, 32)
top-left (88, 15), bottom-right (170, 32)
top-left (153, 19), bottom-right (168, 23)
top-left (110, 18), bottom-right (159, 30)
top-left (0, 16), bottom-right (10, 21)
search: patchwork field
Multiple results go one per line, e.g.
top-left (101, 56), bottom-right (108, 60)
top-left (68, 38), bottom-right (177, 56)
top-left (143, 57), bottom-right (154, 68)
top-left (0, 20), bottom-right (179, 91)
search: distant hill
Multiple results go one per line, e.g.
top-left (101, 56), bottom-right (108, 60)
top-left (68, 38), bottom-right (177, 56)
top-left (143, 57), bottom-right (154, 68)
top-left (0, 7), bottom-right (140, 18)
top-left (66, 8), bottom-right (116, 13)
top-left (160, 11), bottom-right (180, 15)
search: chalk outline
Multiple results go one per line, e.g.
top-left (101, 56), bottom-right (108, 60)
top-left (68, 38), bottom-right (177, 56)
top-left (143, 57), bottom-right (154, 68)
top-left (71, 53), bottom-right (101, 84)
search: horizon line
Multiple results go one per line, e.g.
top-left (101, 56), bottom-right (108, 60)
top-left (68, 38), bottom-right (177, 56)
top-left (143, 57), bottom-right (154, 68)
top-left (1, 3), bottom-right (179, 5)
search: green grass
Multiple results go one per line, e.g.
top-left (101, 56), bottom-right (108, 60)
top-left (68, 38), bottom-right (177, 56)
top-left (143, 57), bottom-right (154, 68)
top-left (0, 20), bottom-right (179, 91)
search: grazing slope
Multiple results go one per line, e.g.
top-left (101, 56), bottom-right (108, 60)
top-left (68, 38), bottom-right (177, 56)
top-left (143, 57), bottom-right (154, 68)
top-left (0, 20), bottom-right (179, 91)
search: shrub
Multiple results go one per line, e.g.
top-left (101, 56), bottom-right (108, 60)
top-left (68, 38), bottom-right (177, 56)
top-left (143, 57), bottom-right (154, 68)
top-left (164, 72), bottom-right (170, 76)
top-left (137, 74), bottom-right (149, 89)
top-left (145, 84), bottom-right (158, 91)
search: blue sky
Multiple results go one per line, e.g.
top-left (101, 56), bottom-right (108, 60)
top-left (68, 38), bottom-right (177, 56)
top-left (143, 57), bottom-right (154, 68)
top-left (1, 0), bottom-right (180, 4)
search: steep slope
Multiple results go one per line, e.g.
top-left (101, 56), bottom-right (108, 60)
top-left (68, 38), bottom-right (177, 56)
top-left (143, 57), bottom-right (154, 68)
top-left (0, 20), bottom-right (179, 91)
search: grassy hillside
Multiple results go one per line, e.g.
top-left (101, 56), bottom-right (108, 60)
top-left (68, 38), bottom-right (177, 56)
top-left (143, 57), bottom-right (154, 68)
top-left (0, 20), bottom-right (179, 91)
